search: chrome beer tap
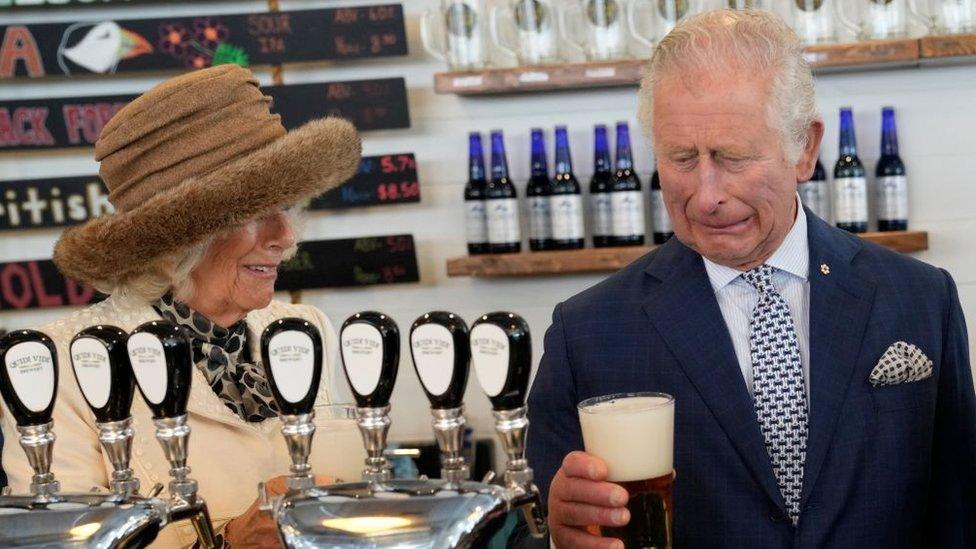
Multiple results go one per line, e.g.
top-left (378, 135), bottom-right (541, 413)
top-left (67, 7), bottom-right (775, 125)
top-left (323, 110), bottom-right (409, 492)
top-left (339, 312), bottom-right (399, 483)
top-left (70, 326), bottom-right (139, 499)
top-left (470, 312), bottom-right (547, 538)
top-left (128, 320), bottom-right (217, 549)
top-left (260, 318), bottom-right (324, 492)
top-left (0, 330), bottom-right (61, 502)
top-left (410, 311), bottom-right (472, 486)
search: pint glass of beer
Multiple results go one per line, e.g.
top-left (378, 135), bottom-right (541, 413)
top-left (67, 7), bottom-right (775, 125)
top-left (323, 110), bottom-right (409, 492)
top-left (578, 392), bottom-right (674, 549)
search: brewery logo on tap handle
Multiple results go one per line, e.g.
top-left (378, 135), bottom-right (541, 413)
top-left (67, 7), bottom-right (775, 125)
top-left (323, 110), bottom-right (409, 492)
top-left (0, 329), bottom-right (58, 426)
top-left (409, 311), bottom-right (470, 409)
top-left (70, 325), bottom-right (135, 423)
top-left (340, 311), bottom-right (399, 409)
top-left (126, 320), bottom-right (192, 419)
top-left (260, 318), bottom-right (323, 416)
top-left (470, 312), bottom-right (532, 411)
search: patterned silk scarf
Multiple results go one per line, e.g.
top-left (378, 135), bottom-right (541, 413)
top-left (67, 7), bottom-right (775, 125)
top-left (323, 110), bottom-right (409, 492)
top-left (154, 293), bottom-right (279, 422)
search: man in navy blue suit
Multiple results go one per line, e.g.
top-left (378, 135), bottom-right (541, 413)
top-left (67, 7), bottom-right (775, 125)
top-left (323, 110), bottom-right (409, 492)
top-left (515, 9), bottom-right (975, 549)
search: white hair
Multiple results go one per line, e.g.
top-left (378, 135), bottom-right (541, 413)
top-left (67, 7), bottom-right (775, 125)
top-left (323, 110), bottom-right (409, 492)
top-left (109, 207), bottom-right (305, 303)
top-left (637, 9), bottom-right (819, 163)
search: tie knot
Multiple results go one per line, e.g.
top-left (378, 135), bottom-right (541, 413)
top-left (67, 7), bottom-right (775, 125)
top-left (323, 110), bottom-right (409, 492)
top-left (742, 264), bottom-right (775, 293)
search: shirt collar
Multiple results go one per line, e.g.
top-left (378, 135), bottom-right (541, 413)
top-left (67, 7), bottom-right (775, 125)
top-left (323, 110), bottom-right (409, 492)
top-left (702, 194), bottom-right (809, 292)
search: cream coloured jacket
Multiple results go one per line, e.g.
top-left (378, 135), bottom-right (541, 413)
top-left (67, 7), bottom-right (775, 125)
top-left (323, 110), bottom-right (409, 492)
top-left (0, 294), bottom-right (357, 548)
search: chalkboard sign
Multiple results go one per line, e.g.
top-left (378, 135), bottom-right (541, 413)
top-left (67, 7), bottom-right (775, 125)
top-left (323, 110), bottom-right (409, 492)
top-left (0, 153), bottom-right (418, 231)
top-left (1, 0), bottom-right (226, 6)
top-left (0, 77), bottom-right (409, 151)
top-left (310, 153), bottom-right (419, 210)
top-left (277, 235), bottom-right (419, 290)
top-left (0, 5), bottom-right (406, 79)
top-left (0, 258), bottom-right (99, 311)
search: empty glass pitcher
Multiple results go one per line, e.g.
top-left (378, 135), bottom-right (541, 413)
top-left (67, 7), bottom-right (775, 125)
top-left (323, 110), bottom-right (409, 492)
top-left (490, 0), bottom-right (562, 65)
top-left (420, 0), bottom-right (490, 71)
top-left (910, 0), bottom-right (976, 34)
top-left (560, 0), bottom-right (632, 61)
top-left (790, 0), bottom-right (842, 45)
top-left (629, 0), bottom-right (704, 49)
top-left (838, 0), bottom-right (914, 40)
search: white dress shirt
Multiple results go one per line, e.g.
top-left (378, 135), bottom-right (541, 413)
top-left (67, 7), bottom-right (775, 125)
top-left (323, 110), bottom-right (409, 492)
top-left (701, 195), bottom-right (811, 403)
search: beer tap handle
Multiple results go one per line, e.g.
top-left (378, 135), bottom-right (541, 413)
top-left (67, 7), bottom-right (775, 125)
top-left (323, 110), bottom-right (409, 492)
top-left (128, 320), bottom-right (217, 548)
top-left (410, 312), bottom-right (471, 485)
top-left (340, 312), bottom-right (399, 483)
top-left (261, 318), bottom-right (323, 491)
top-left (471, 312), bottom-right (548, 538)
top-left (70, 325), bottom-right (139, 499)
top-left (0, 330), bottom-right (61, 500)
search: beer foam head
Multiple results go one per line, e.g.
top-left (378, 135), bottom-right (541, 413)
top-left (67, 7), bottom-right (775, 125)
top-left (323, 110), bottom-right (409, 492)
top-left (578, 394), bottom-right (674, 482)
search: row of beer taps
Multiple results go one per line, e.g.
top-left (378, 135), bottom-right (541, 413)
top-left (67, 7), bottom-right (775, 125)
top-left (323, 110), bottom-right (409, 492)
top-left (0, 309), bottom-right (547, 547)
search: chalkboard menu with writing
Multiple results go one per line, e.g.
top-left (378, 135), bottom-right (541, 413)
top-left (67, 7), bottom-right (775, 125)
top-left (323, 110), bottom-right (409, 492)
top-left (0, 258), bottom-right (99, 311)
top-left (0, 77), bottom-right (409, 151)
top-left (0, 153), bottom-right (418, 231)
top-left (277, 235), bottom-right (419, 290)
top-left (311, 153), bottom-right (419, 210)
top-left (0, 6), bottom-right (406, 79)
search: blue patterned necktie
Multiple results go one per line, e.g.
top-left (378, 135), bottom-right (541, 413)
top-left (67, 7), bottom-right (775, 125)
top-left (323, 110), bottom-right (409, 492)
top-left (743, 264), bottom-right (808, 525)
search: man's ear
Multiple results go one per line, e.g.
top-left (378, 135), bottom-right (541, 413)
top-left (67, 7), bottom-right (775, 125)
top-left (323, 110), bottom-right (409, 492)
top-left (795, 119), bottom-right (825, 182)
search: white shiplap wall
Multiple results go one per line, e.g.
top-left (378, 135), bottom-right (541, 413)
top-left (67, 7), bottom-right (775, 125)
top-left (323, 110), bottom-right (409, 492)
top-left (1, 0), bottom-right (974, 453)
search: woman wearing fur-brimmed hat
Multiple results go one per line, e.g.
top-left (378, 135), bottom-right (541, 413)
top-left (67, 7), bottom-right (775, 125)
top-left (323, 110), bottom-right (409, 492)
top-left (0, 65), bottom-right (362, 547)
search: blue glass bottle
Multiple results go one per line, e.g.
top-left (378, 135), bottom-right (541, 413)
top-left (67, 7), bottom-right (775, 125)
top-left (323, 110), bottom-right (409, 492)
top-left (609, 122), bottom-right (645, 246)
top-left (876, 107), bottom-right (908, 231)
top-left (526, 128), bottom-right (553, 251)
top-left (833, 108), bottom-right (868, 233)
top-left (590, 125), bottom-right (613, 248)
top-left (650, 166), bottom-right (673, 244)
top-left (799, 157), bottom-right (829, 221)
top-left (550, 126), bottom-right (585, 250)
top-left (486, 130), bottom-right (521, 253)
top-left (464, 132), bottom-right (489, 255)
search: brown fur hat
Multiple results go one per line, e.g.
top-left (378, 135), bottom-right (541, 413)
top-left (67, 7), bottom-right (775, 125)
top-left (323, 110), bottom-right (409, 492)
top-left (53, 64), bottom-right (362, 289)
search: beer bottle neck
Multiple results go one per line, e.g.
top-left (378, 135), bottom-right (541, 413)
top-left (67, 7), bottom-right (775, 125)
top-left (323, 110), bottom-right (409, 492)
top-left (881, 107), bottom-right (899, 157)
top-left (530, 130), bottom-right (548, 177)
top-left (554, 127), bottom-right (573, 175)
top-left (490, 132), bottom-right (510, 181)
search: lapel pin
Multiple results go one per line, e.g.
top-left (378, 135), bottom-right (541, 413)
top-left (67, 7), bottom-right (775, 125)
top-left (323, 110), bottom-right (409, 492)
top-left (820, 263), bottom-right (830, 275)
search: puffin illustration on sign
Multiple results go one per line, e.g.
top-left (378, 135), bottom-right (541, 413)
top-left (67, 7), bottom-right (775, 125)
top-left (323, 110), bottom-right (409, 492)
top-left (57, 21), bottom-right (152, 75)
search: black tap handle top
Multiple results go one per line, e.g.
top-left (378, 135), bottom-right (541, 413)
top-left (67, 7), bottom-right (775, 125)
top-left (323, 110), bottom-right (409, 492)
top-left (470, 312), bottom-right (532, 411)
top-left (0, 330), bottom-right (59, 427)
top-left (127, 320), bottom-right (193, 420)
top-left (340, 312), bottom-right (399, 409)
top-left (409, 311), bottom-right (470, 410)
top-left (70, 325), bottom-right (135, 424)
top-left (260, 318), bottom-right (323, 417)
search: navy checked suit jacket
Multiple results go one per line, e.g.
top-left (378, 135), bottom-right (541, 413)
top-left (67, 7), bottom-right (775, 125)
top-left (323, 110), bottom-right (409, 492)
top-left (512, 210), bottom-right (975, 548)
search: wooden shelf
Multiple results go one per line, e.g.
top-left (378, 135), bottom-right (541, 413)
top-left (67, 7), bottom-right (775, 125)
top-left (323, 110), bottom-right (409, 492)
top-left (434, 35), bottom-right (976, 96)
top-left (446, 230), bottom-right (928, 278)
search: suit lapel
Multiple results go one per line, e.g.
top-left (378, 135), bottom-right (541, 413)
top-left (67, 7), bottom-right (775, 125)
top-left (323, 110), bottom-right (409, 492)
top-left (800, 214), bottom-right (876, 507)
top-left (642, 240), bottom-right (785, 509)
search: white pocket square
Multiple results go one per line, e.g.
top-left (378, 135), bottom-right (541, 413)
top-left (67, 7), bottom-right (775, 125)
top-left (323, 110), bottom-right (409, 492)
top-left (869, 341), bottom-right (934, 387)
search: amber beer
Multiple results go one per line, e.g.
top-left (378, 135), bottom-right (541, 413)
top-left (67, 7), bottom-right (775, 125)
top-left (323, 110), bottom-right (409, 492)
top-left (578, 392), bottom-right (674, 549)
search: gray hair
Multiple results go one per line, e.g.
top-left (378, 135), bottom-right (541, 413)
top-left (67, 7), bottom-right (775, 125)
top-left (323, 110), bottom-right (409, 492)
top-left (110, 208), bottom-right (305, 303)
top-left (637, 9), bottom-right (819, 163)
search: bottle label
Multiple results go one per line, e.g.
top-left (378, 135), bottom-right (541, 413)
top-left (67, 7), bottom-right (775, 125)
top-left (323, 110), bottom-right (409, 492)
top-left (267, 331), bottom-right (316, 404)
top-left (70, 337), bottom-right (112, 409)
top-left (799, 180), bottom-right (829, 221)
top-left (411, 324), bottom-right (455, 396)
top-left (876, 175), bottom-right (908, 221)
top-left (487, 198), bottom-right (521, 244)
top-left (4, 341), bottom-right (55, 413)
top-left (550, 194), bottom-right (584, 240)
top-left (611, 190), bottom-right (645, 237)
top-left (527, 196), bottom-right (552, 241)
top-left (126, 332), bottom-right (169, 405)
top-left (465, 199), bottom-right (488, 245)
top-left (340, 323), bottom-right (384, 397)
top-left (650, 189), bottom-right (673, 234)
top-left (832, 177), bottom-right (868, 224)
top-left (591, 192), bottom-right (612, 237)
top-left (470, 323), bottom-right (510, 398)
